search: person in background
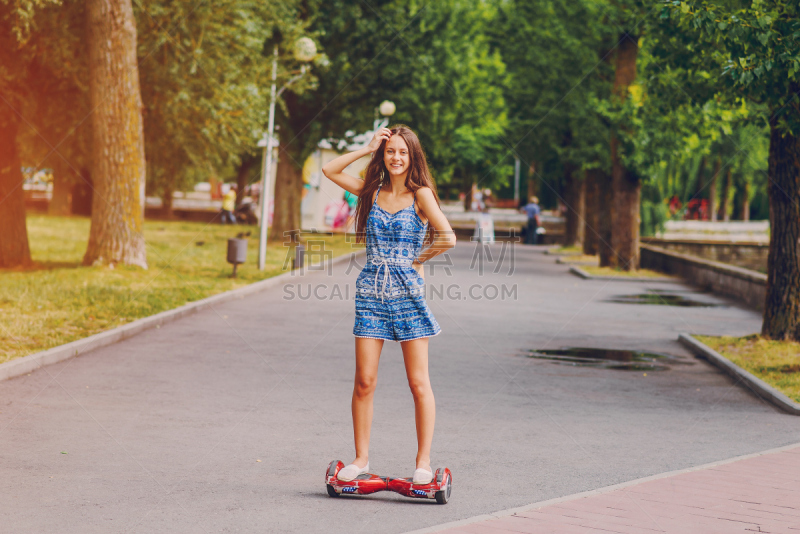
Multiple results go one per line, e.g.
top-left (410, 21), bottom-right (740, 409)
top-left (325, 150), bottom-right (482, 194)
top-left (344, 189), bottom-right (359, 231)
top-left (482, 188), bottom-right (493, 212)
top-left (520, 195), bottom-right (540, 244)
top-left (470, 184), bottom-right (483, 212)
top-left (221, 185), bottom-right (237, 224)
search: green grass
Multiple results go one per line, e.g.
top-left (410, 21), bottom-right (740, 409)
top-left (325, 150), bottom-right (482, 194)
top-left (581, 265), bottom-right (675, 279)
top-left (547, 245), bottom-right (583, 255)
top-left (557, 254), bottom-right (599, 264)
top-left (696, 334), bottom-right (800, 403)
top-left (0, 215), bottom-right (362, 364)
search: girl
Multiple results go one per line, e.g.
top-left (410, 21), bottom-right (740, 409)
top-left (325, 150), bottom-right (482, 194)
top-left (321, 125), bottom-right (456, 485)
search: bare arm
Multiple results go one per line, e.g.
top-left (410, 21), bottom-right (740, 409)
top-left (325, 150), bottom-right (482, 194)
top-left (321, 128), bottom-right (391, 196)
top-left (413, 187), bottom-right (456, 277)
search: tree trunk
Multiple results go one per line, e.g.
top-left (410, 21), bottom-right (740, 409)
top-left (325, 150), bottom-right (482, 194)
top-left (761, 111), bottom-right (800, 341)
top-left (609, 33), bottom-right (640, 271)
top-left (48, 156), bottom-right (73, 216)
top-left (209, 174), bottom-right (220, 200)
top-left (563, 162), bottom-right (584, 248)
top-left (270, 139), bottom-right (303, 242)
top-left (720, 167), bottom-right (732, 222)
top-left (597, 168), bottom-right (615, 267)
top-left (583, 168), bottom-right (600, 256)
top-left (83, 0), bottom-right (147, 268)
top-left (595, 43), bottom-right (615, 266)
top-left (462, 174), bottom-right (472, 212)
top-left (0, 113), bottom-right (32, 268)
top-left (527, 162), bottom-right (538, 204)
top-left (72, 169), bottom-right (93, 216)
top-left (611, 165), bottom-right (641, 270)
top-left (161, 183), bottom-right (174, 219)
top-left (709, 157), bottom-right (720, 222)
top-left (694, 156), bottom-right (706, 198)
top-left (236, 154), bottom-right (257, 206)
top-left (741, 182), bottom-right (750, 221)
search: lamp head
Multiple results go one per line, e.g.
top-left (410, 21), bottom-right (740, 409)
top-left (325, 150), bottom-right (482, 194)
top-left (379, 100), bottom-right (396, 117)
top-left (294, 37), bottom-right (317, 62)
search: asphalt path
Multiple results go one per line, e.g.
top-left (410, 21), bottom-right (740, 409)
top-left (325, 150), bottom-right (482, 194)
top-left (2, 243), bottom-right (799, 533)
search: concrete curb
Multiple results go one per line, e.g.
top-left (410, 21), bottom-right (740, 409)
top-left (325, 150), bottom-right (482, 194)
top-left (568, 265), bottom-right (678, 283)
top-left (543, 247), bottom-right (579, 256)
top-left (678, 333), bottom-right (800, 415)
top-left (403, 441), bottom-right (800, 534)
top-left (555, 256), bottom-right (597, 266)
top-left (0, 250), bottom-right (364, 383)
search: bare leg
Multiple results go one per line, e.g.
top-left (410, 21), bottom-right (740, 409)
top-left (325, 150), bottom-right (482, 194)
top-left (350, 337), bottom-right (384, 468)
top-left (401, 337), bottom-right (435, 471)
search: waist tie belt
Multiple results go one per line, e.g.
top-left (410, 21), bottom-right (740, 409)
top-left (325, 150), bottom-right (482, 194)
top-left (368, 256), bottom-right (414, 302)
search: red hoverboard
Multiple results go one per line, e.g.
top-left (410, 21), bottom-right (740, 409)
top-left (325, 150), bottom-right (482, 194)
top-left (325, 460), bottom-right (452, 504)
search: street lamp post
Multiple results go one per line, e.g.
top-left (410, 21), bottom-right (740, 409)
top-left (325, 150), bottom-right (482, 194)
top-left (257, 38), bottom-right (317, 271)
top-left (257, 45), bottom-right (279, 272)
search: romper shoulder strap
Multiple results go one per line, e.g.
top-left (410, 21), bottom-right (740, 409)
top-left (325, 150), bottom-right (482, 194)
top-left (374, 183), bottom-right (381, 204)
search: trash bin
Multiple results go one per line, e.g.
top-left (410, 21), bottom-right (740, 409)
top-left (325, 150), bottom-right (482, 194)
top-left (227, 238), bottom-right (247, 277)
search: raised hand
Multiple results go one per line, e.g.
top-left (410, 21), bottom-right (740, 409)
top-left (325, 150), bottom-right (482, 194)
top-left (367, 127), bottom-right (392, 153)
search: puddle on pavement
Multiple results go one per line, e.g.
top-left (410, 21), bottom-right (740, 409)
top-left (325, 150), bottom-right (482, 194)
top-left (524, 347), bottom-right (693, 371)
top-left (606, 292), bottom-right (722, 307)
top-left (645, 287), bottom-right (711, 294)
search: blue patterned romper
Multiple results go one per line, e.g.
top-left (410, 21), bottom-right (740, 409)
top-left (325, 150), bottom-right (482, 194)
top-left (353, 184), bottom-right (442, 342)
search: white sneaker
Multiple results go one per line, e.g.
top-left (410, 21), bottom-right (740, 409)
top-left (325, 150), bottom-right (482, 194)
top-left (337, 462), bottom-right (369, 482)
top-left (412, 467), bottom-right (433, 485)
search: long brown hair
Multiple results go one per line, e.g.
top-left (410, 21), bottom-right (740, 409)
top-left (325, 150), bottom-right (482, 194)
top-left (354, 124), bottom-right (440, 245)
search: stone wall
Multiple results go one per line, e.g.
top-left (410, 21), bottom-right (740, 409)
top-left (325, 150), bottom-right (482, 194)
top-left (640, 244), bottom-right (767, 311)
top-left (641, 238), bottom-right (769, 273)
